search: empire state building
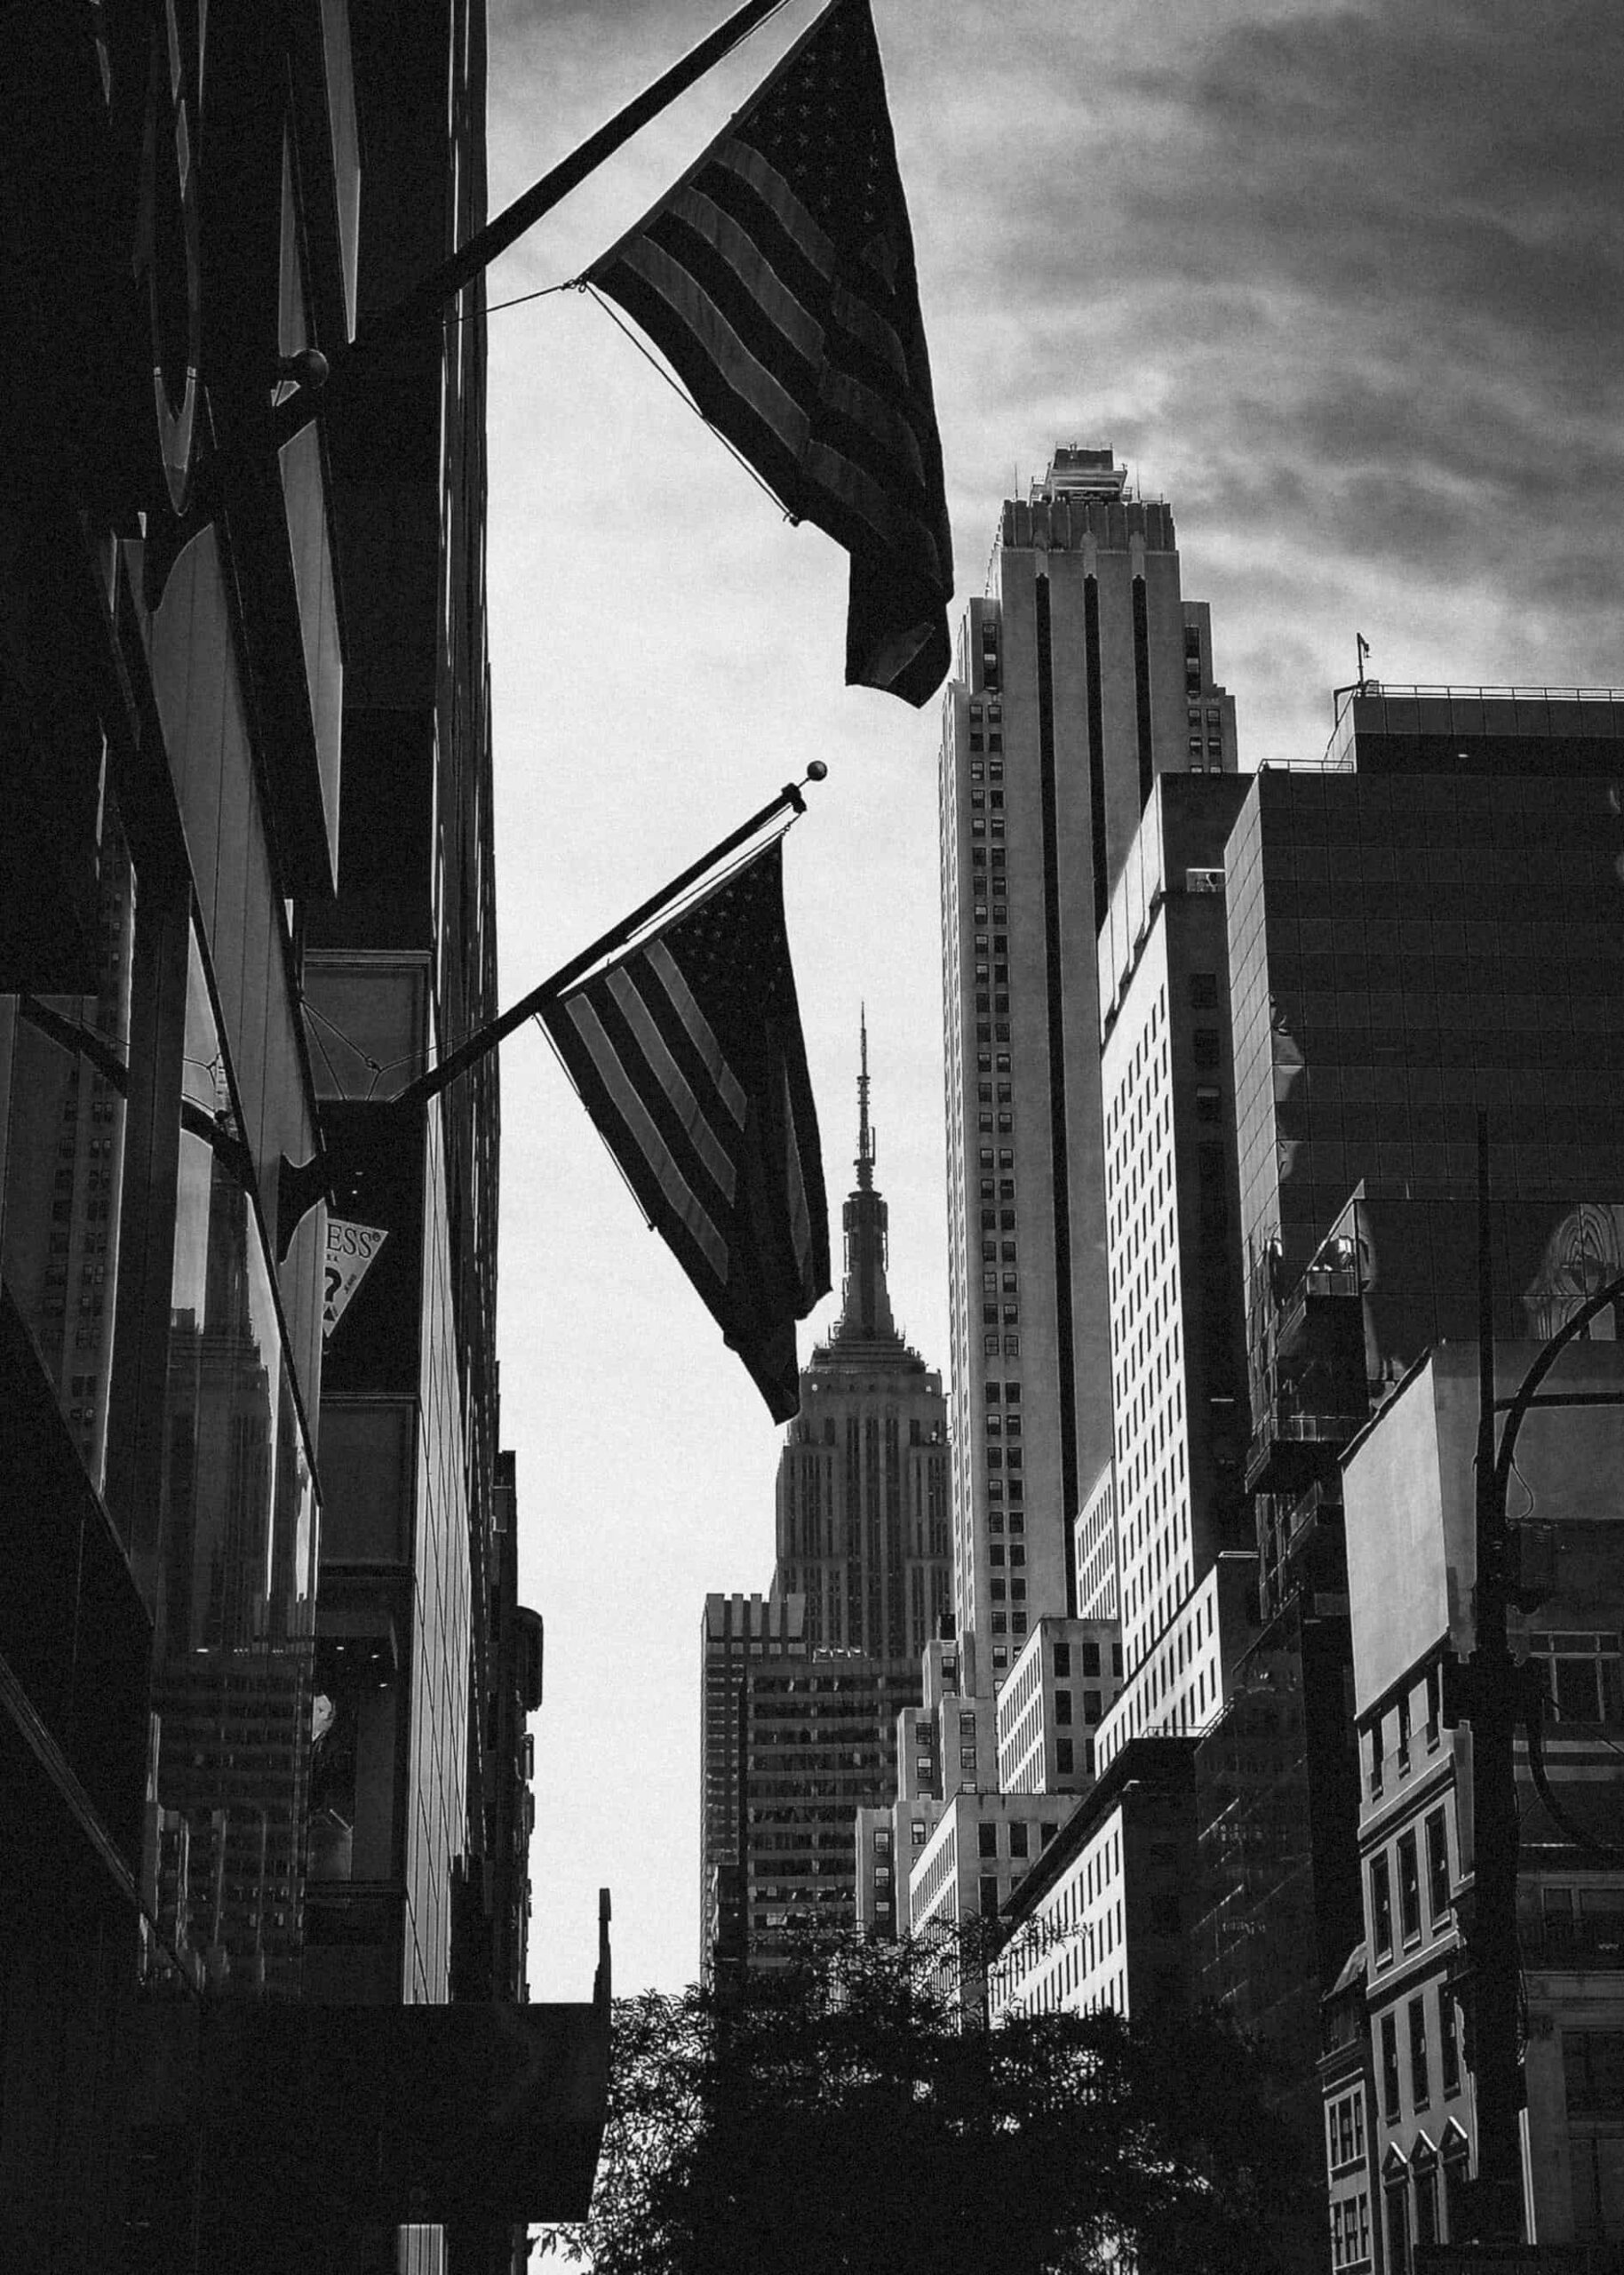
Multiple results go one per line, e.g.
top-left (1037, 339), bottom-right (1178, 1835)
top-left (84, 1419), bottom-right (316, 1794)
top-left (699, 1029), bottom-right (952, 1974)
top-left (772, 1020), bottom-right (951, 1663)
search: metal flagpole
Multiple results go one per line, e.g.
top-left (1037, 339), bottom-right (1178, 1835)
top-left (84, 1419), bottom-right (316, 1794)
top-left (278, 767), bottom-right (825, 1249)
top-left (266, 0), bottom-right (800, 457)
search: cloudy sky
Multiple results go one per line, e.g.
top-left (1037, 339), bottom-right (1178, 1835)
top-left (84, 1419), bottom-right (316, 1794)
top-left (477, 0), bottom-right (1624, 2000)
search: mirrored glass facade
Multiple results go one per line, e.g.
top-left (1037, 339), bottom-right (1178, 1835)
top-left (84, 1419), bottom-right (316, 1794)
top-left (1230, 763), bottom-right (1624, 1396)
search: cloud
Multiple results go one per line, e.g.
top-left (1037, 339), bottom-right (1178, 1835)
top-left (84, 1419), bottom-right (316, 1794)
top-left (886, 0), bottom-right (1624, 741)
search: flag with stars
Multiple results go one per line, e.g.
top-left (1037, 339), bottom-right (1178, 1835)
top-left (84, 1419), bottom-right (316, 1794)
top-left (585, 0), bottom-right (952, 708)
top-left (540, 840), bottom-right (830, 1422)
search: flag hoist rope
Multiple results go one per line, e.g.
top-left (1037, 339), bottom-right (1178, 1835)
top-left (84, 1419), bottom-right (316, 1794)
top-left (278, 767), bottom-right (826, 1252)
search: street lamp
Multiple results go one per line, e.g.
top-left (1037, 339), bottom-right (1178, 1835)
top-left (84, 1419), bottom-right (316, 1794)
top-left (1455, 1113), bottom-right (1624, 2243)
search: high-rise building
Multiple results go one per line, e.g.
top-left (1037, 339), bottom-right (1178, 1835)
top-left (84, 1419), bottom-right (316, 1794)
top-left (702, 1041), bottom-right (951, 1976)
top-left (937, 445), bottom-right (1238, 1688)
top-left (2, 9), bottom-right (349, 2253)
top-left (301, 0), bottom-right (502, 2053)
top-left (700, 1590), bottom-right (808, 1980)
top-left (1198, 688), bottom-right (1624, 2220)
top-left (738, 1648), bottom-right (927, 1968)
top-left (773, 1022), bottom-right (952, 1661)
top-left (1, 8), bottom-right (601, 2266)
top-left (1095, 774), bottom-right (1254, 1737)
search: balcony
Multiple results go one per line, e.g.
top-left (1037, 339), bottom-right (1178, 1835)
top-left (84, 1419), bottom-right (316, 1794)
top-left (1272, 1266), bottom-right (1362, 1362)
top-left (1246, 1391), bottom-right (1368, 1493)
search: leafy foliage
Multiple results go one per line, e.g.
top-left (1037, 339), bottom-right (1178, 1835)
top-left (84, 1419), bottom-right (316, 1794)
top-left (544, 1932), bottom-right (1318, 2275)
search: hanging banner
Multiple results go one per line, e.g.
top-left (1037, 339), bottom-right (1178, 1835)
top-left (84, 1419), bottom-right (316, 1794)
top-left (323, 1218), bottom-right (389, 1337)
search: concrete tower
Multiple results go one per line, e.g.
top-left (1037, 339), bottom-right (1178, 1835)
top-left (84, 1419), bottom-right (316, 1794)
top-left (938, 445), bottom-right (1237, 1689)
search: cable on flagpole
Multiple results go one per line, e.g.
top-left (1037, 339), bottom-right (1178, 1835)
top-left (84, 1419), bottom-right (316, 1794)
top-left (441, 278), bottom-right (577, 326)
top-left (580, 282), bottom-right (798, 524)
top-left (533, 1013), bottom-right (661, 1237)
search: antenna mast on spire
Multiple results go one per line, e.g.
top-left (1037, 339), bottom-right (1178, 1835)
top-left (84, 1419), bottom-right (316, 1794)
top-left (856, 1006), bottom-right (875, 1187)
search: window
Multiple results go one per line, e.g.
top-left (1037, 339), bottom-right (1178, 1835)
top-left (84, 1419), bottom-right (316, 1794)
top-left (1385, 2177), bottom-right (1410, 2275)
top-left (911, 1818), bottom-right (927, 1845)
top-left (1425, 1664), bottom-right (1441, 1749)
top-left (1055, 1738), bottom-right (1074, 1775)
top-left (1190, 971), bottom-right (1219, 1010)
top-left (1408, 1996), bottom-right (1429, 2108)
top-left (1054, 1644), bottom-right (1071, 1678)
top-left (1372, 1854), bottom-right (1394, 1962)
top-left (1426, 1809), bottom-right (1450, 1922)
top-left (978, 1821), bottom-right (998, 1858)
top-left (1055, 1688), bottom-right (1072, 1724)
top-left (1083, 1689), bottom-right (1103, 1725)
top-left (980, 1875), bottom-right (999, 1917)
top-left (1195, 1086), bottom-right (1222, 1122)
top-left (1381, 2014), bottom-right (1401, 2120)
top-left (1413, 2150), bottom-right (1437, 2247)
top-left (1039, 1821), bottom-right (1056, 1848)
top-left (1008, 1822), bottom-right (1029, 1859)
top-left (1398, 1831), bottom-right (1421, 1943)
top-left (1530, 1632), bottom-right (1624, 1723)
top-left (1368, 1724), bottom-right (1383, 1799)
top-left (1440, 1990), bottom-right (1461, 2095)
top-left (1193, 1028), bottom-right (1221, 1068)
top-left (1562, 2028), bottom-right (1624, 2117)
top-left (1397, 1691), bottom-right (1411, 1770)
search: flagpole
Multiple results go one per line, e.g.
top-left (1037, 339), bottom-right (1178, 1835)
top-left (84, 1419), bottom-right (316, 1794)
top-left (395, 766), bottom-right (824, 1115)
top-left (278, 767), bottom-right (824, 1249)
top-left (267, 0), bottom-right (799, 456)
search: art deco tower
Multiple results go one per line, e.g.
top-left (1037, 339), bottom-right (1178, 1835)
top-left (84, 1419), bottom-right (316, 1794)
top-left (773, 1018), bottom-right (952, 1664)
top-left (938, 445), bottom-right (1237, 1689)
top-left (701, 1031), bottom-right (951, 1975)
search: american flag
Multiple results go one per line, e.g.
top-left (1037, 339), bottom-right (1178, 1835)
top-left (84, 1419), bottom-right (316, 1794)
top-left (541, 841), bottom-right (830, 1422)
top-left (586, 0), bottom-right (952, 708)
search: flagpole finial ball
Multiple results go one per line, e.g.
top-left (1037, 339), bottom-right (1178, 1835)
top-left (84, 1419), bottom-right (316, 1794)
top-left (806, 761), bottom-right (828, 783)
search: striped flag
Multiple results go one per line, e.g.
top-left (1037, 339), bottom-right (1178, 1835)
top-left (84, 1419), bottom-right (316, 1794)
top-left (541, 841), bottom-right (830, 1422)
top-left (585, 0), bottom-right (952, 708)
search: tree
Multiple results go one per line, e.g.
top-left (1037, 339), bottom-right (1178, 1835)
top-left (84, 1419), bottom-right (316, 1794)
top-left (543, 1931), bottom-right (1319, 2275)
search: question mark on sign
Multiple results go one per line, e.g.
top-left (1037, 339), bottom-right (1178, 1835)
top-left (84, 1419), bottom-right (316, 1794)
top-left (325, 1265), bottom-right (342, 1312)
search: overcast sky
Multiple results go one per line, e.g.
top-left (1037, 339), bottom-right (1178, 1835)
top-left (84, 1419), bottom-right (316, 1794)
top-left (478, 0), bottom-right (1624, 2000)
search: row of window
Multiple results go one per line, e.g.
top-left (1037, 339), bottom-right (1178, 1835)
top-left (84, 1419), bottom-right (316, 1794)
top-left (1368, 1669), bottom-right (1443, 1794)
top-left (1378, 1982), bottom-right (1462, 2123)
top-left (1383, 2129), bottom-right (1469, 2271)
top-left (1370, 1808), bottom-right (1451, 1963)
top-left (1329, 2191), bottom-right (1370, 2270)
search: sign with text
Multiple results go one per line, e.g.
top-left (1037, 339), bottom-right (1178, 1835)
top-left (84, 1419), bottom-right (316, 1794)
top-left (322, 1218), bottom-right (388, 1337)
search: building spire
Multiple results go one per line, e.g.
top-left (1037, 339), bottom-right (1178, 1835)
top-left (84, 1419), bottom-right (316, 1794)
top-left (831, 1012), bottom-right (894, 1344)
top-left (856, 1003), bottom-right (875, 1189)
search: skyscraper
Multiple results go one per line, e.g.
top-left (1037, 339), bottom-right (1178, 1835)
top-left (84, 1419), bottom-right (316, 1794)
top-left (773, 1021), bottom-right (952, 1663)
top-left (1092, 774), bottom-right (1260, 1759)
top-left (1, 8), bottom-right (603, 2266)
top-left (701, 1037), bottom-right (951, 1974)
top-left (700, 1590), bottom-right (808, 1980)
top-left (938, 445), bottom-right (1237, 1688)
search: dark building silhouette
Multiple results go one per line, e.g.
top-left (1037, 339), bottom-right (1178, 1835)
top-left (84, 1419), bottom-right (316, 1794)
top-left (0, 7), bottom-right (599, 2270)
top-left (1193, 685), bottom-right (1624, 2244)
